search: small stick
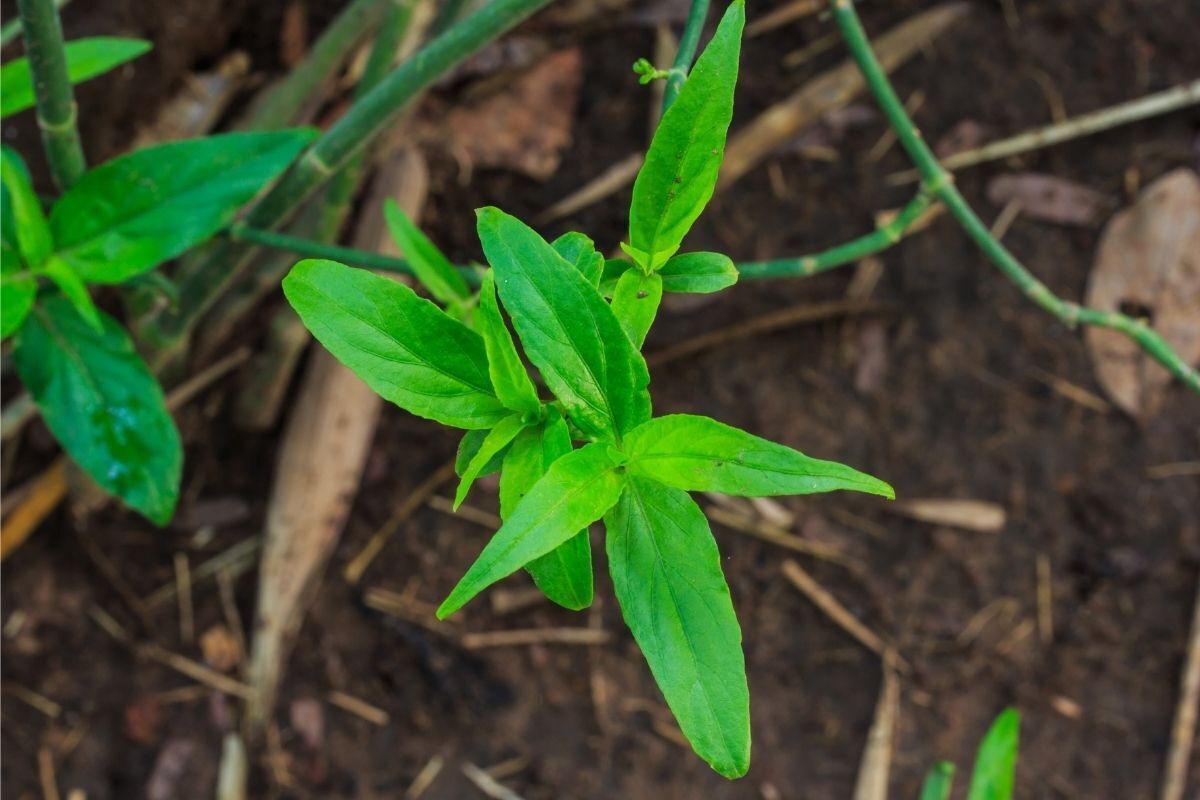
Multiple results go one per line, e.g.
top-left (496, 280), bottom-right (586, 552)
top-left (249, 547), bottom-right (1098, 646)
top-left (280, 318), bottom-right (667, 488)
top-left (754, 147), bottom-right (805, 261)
top-left (745, 0), bottom-right (823, 38)
top-left (1037, 554), bottom-right (1054, 645)
top-left (484, 757), bottom-right (528, 781)
top-left (0, 393), bottom-right (36, 441)
top-left (327, 690), bottom-right (389, 726)
top-left (155, 685), bottom-right (212, 705)
top-left (781, 559), bottom-right (910, 673)
top-left (866, 90), bottom-right (924, 162)
top-left (1028, 366), bottom-right (1111, 414)
top-left (216, 733), bottom-right (248, 800)
top-left (461, 628), bottom-right (611, 649)
top-left (175, 552), bottom-right (194, 645)
top-left (707, 505), bottom-right (855, 566)
top-left (344, 461), bottom-right (456, 584)
top-left (166, 347), bottom-right (251, 409)
top-left (461, 762), bottom-right (525, 800)
top-left (1146, 462), bottom-right (1200, 480)
top-left (427, 495), bottom-right (502, 529)
top-left (145, 536), bottom-right (262, 608)
top-left (852, 666), bottom-right (899, 800)
top-left (4, 683), bottom-right (63, 718)
top-left (405, 755), bottom-right (445, 799)
top-left (38, 746), bottom-right (60, 800)
top-left (73, 529), bottom-right (154, 632)
top-left (139, 643), bottom-right (254, 699)
top-left (534, 152), bottom-right (643, 225)
top-left (363, 586), bottom-right (456, 637)
top-left (217, 569), bottom-right (248, 673)
top-left (1160, 576), bottom-right (1200, 800)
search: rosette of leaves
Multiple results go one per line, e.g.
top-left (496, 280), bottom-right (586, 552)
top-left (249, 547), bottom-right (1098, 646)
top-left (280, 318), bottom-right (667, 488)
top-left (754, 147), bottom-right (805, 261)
top-left (284, 1), bottom-right (892, 778)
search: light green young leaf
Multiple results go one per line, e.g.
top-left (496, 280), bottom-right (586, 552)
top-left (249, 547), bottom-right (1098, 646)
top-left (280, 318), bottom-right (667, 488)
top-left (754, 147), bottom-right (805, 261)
top-left (455, 429), bottom-right (507, 478)
top-left (1, 145), bottom-right (53, 266)
top-left (476, 207), bottom-right (651, 440)
top-left (50, 130), bottom-right (315, 284)
top-left (627, 0), bottom-right (744, 270)
top-left (1, 262), bottom-right (36, 339)
top-left (477, 270), bottom-right (540, 415)
top-left (660, 251), bottom-right (739, 294)
top-left (1, 37), bottom-right (153, 117)
top-left (551, 231), bottom-right (604, 285)
top-left (454, 412), bottom-right (528, 509)
top-left (284, 259), bottom-right (508, 430)
top-left (437, 441), bottom-right (622, 618)
top-left (625, 414), bottom-right (894, 499)
top-left (13, 296), bottom-right (181, 524)
top-left (605, 475), bottom-right (750, 778)
top-left (38, 257), bottom-right (102, 332)
top-left (920, 762), bottom-right (956, 800)
top-left (383, 198), bottom-right (470, 305)
top-left (966, 708), bottom-right (1020, 800)
top-left (502, 412), bottom-right (593, 610)
top-left (611, 269), bottom-right (662, 348)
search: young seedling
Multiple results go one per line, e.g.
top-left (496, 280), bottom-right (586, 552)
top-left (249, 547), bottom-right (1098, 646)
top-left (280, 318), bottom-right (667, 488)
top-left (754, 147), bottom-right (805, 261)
top-left (284, 0), bottom-right (892, 777)
top-left (920, 707), bottom-right (1020, 800)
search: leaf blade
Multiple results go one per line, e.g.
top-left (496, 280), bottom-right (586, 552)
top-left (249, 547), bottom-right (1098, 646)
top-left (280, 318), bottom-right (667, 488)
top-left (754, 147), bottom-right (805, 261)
top-left (1, 145), bottom-right (53, 266)
top-left (383, 198), bottom-right (470, 305)
top-left (966, 708), bottom-right (1020, 800)
top-left (477, 270), bottom-right (540, 415)
top-left (453, 412), bottom-right (527, 509)
top-left (660, 251), bottom-right (739, 294)
top-left (1, 37), bottom-right (152, 117)
top-left (611, 269), bottom-right (662, 347)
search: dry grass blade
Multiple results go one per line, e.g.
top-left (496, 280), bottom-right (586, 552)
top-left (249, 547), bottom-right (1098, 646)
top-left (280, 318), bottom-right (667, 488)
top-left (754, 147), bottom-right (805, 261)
top-left (745, 0), bottom-right (823, 38)
top-left (707, 505), bottom-right (856, 566)
top-left (406, 755), bottom-right (445, 799)
top-left (461, 628), bottom-right (611, 649)
top-left (888, 498), bottom-right (1006, 533)
top-left (145, 537), bottom-right (262, 608)
top-left (427, 495), bottom-right (502, 529)
top-left (327, 690), bottom-right (389, 726)
top-left (1160, 576), bottom-right (1200, 800)
top-left (534, 152), bottom-right (643, 225)
top-left (853, 666), bottom-right (900, 800)
top-left (461, 761), bottom-right (526, 800)
top-left (363, 586), bottom-right (457, 637)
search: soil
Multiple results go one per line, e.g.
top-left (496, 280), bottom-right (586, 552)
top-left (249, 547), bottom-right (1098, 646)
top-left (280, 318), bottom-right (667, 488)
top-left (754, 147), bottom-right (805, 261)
top-left (3, 0), bottom-right (1200, 798)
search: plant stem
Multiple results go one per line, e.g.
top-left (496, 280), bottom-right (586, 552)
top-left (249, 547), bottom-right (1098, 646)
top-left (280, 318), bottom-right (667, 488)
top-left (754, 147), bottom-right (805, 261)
top-left (16, 0), bottom-right (85, 189)
top-left (662, 0), bottom-right (711, 112)
top-left (148, 0), bottom-right (553, 357)
top-left (738, 190), bottom-right (933, 279)
top-left (831, 0), bottom-right (1200, 395)
top-left (0, 0), bottom-right (68, 48)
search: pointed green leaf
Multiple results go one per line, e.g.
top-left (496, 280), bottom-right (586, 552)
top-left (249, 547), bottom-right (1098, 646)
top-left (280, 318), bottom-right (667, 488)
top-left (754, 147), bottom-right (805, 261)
top-left (38, 257), bottom-right (102, 332)
top-left (383, 198), bottom-right (470, 305)
top-left (454, 412), bottom-right (528, 509)
top-left (502, 412), bottom-right (593, 610)
top-left (660, 251), bottom-right (738, 294)
top-left (437, 441), bottom-right (622, 618)
top-left (920, 762), bottom-right (956, 800)
top-left (1, 145), bottom-right (53, 266)
top-left (1, 37), bottom-right (153, 117)
top-left (50, 130), bottom-right (315, 283)
top-left (605, 475), bottom-right (750, 778)
top-left (611, 269), bottom-right (662, 348)
top-left (628, 0), bottom-right (744, 269)
top-left (551, 231), bottom-right (604, 285)
top-left (967, 709), bottom-right (1020, 800)
top-left (284, 259), bottom-right (508, 430)
top-left (456, 428), bottom-right (507, 478)
top-left (477, 270), bottom-right (540, 415)
top-left (13, 297), bottom-right (181, 524)
top-left (476, 206), bottom-right (651, 440)
top-left (625, 414), bottom-right (894, 498)
top-left (1, 264), bottom-right (36, 339)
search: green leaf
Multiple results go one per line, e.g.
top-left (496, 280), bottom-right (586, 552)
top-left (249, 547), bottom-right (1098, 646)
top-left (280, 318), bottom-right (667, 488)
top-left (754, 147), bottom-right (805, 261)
top-left (605, 475), bottom-right (750, 778)
top-left (502, 412), bottom-right (593, 610)
top-left (38, 257), bottom-right (102, 332)
top-left (437, 441), bottom-right (623, 618)
top-left (476, 206), bottom-right (651, 441)
top-left (920, 762), bottom-right (956, 800)
top-left (1, 262), bottom-right (36, 339)
top-left (454, 412), bottom-right (528, 509)
top-left (1, 145), bottom-right (53, 266)
top-left (627, 0), bottom-right (744, 270)
top-left (477, 270), bottom-right (540, 415)
top-left (660, 251), bottom-right (738, 294)
top-left (13, 296), bottom-right (181, 524)
top-left (551, 231), bottom-right (604, 285)
top-left (456, 429), bottom-right (507, 478)
top-left (599, 258), bottom-right (631, 297)
top-left (966, 708), bottom-right (1020, 800)
top-left (284, 259), bottom-right (508, 430)
top-left (50, 130), bottom-right (315, 284)
top-left (625, 414), bottom-right (894, 499)
top-left (383, 198), bottom-right (470, 305)
top-left (1, 37), bottom-right (153, 117)
top-left (610, 269), bottom-right (662, 348)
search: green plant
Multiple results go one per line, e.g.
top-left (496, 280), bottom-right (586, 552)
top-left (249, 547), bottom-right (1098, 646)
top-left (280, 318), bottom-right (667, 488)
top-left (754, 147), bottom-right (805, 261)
top-left (920, 708), bottom-right (1020, 800)
top-left (283, 0), bottom-right (892, 777)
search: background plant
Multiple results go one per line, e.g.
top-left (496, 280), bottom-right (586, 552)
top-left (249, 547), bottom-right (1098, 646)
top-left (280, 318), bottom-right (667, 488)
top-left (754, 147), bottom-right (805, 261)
top-left (920, 708), bottom-right (1020, 800)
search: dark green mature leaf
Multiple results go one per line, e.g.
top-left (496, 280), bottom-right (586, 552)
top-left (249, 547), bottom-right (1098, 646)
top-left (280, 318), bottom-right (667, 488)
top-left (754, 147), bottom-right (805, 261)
top-left (454, 412), bottom-right (528, 508)
top-left (50, 130), bottom-right (314, 283)
top-left (605, 475), bottom-right (750, 778)
top-left (660, 251), bottom-right (738, 294)
top-left (599, 258), bottom-right (631, 297)
top-left (611, 269), bottom-right (662, 347)
top-left (476, 207), bottom-right (651, 440)
top-left (627, 0), bottom-right (744, 270)
top-left (920, 762), bottom-right (956, 800)
top-left (13, 297), bottom-right (181, 523)
top-left (437, 441), bottom-right (623, 618)
top-left (502, 412), bottom-right (593, 610)
top-left (1, 145), bottom-right (53, 266)
top-left (551, 231), bottom-right (604, 285)
top-left (477, 270), bottom-right (540, 415)
top-left (284, 259), bottom-right (508, 430)
top-left (384, 198), bottom-right (470, 305)
top-left (966, 709), bottom-right (1020, 800)
top-left (625, 414), bottom-right (894, 498)
top-left (1, 37), bottom-right (153, 117)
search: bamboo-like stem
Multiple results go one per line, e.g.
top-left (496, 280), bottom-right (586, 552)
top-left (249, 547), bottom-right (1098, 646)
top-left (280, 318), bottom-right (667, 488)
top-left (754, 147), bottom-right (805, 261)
top-left (15, 0), bottom-right (85, 189)
top-left (0, 0), bottom-right (68, 47)
top-left (662, 0), bottom-right (711, 111)
top-left (831, 0), bottom-right (1199, 396)
top-left (146, 0), bottom-right (553, 358)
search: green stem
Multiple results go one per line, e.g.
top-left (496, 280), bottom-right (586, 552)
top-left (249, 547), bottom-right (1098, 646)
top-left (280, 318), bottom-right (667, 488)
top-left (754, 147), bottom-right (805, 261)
top-left (831, 0), bottom-right (1200, 395)
top-left (148, 0), bottom-right (553, 357)
top-left (16, 0), bottom-right (85, 189)
top-left (662, 0), bottom-right (711, 112)
top-left (738, 190), bottom-right (933, 279)
top-left (431, 0), bottom-right (474, 36)
top-left (0, 0), bottom-right (68, 48)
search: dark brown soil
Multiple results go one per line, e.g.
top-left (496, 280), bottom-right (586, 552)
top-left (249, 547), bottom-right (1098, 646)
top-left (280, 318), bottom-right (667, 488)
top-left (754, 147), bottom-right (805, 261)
top-left (4, 0), bottom-right (1200, 798)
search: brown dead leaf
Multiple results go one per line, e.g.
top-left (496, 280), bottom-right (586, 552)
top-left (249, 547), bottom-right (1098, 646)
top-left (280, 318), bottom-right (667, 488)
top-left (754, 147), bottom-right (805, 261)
top-left (987, 173), bottom-right (1112, 226)
top-left (1084, 168), bottom-right (1200, 417)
